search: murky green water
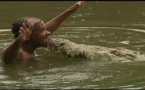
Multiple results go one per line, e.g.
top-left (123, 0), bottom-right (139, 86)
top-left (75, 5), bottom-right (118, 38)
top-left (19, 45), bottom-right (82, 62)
top-left (0, 1), bottom-right (145, 89)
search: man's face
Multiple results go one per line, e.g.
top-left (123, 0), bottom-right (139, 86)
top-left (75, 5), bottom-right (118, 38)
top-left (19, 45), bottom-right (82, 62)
top-left (28, 18), bottom-right (51, 47)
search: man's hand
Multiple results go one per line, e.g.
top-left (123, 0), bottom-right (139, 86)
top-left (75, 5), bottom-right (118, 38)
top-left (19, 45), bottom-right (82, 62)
top-left (76, 1), bottom-right (85, 7)
top-left (18, 23), bottom-right (34, 42)
top-left (67, 1), bottom-right (85, 13)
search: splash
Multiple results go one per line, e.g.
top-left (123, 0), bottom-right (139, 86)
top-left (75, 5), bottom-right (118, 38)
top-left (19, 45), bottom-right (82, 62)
top-left (47, 38), bottom-right (145, 62)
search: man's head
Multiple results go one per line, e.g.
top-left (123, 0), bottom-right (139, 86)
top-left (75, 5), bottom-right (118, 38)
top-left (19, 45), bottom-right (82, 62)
top-left (11, 17), bottom-right (51, 47)
top-left (11, 17), bottom-right (43, 39)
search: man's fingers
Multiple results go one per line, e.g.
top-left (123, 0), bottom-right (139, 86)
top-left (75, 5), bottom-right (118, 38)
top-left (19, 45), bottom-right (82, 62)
top-left (22, 23), bottom-right (27, 30)
top-left (20, 27), bottom-right (25, 33)
top-left (76, 1), bottom-right (85, 7)
top-left (22, 23), bottom-right (34, 32)
top-left (29, 23), bottom-right (34, 31)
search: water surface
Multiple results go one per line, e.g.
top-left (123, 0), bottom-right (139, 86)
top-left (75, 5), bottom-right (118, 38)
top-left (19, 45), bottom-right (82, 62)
top-left (0, 1), bottom-right (145, 89)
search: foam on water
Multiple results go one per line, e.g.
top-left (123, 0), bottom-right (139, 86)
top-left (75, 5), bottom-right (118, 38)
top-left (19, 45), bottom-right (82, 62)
top-left (0, 29), bottom-right (10, 32)
top-left (47, 38), bottom-right (145, 62)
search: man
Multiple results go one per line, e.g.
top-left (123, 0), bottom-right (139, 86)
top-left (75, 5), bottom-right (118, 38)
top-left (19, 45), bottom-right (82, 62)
top-left (0, 1), bottom-right (85, 64)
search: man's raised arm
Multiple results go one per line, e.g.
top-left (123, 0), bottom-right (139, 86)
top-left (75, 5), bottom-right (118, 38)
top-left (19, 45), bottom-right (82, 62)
top-left (1, 23), bottom-right (34, 64)
top-left (46, 1), bottom-right (85, 34)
